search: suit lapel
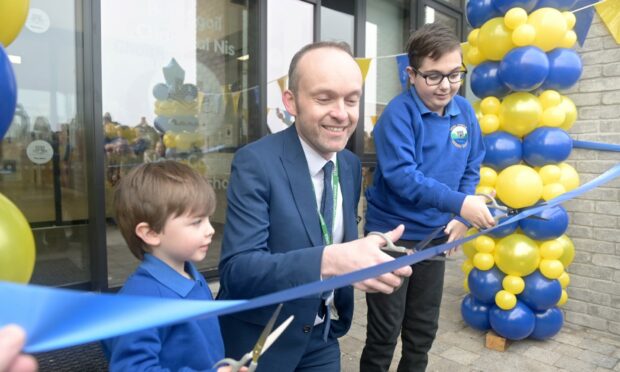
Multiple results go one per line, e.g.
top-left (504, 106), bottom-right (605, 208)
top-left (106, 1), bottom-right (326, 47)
top-left (280, 126), bottom-right (323, 247)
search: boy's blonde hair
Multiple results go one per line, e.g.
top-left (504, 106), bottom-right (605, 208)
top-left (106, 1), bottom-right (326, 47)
top-left (114, 160), bottom-right (216, 260)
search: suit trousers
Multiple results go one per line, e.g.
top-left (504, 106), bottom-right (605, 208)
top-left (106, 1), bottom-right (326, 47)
top-left (360, 237), bottom-right (447, 372)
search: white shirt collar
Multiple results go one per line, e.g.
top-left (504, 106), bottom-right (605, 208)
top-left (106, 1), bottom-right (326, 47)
top-left (298, 136), bottom-right (338, 176)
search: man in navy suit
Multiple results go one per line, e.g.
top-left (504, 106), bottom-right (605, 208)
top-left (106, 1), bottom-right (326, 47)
top-left (218, 41), bottom-right (413, 371)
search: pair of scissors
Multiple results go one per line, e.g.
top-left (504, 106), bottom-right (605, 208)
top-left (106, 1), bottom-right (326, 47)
top-left (370, 225), bottom-right (450, 261)
top-left (213, 303), bottom-right (294, 372)
top-left (478, 193), bottom-right (548, 222)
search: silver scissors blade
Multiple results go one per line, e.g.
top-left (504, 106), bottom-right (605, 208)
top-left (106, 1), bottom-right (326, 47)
top-left (260, 315), bottom-right (294, 355)
top-left (250, 303), bottom-right (282, 363)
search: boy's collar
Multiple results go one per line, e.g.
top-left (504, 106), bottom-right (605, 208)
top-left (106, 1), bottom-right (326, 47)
top-left (141, 253), bottom-right (201, 297)
top-left (409, 86), bottom-right (460, 117)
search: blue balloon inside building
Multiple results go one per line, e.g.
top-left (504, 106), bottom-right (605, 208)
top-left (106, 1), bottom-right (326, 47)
top-left (523, 127), bottom-right (573, 166)
top-left (0, 45), bottom-right (18, 141)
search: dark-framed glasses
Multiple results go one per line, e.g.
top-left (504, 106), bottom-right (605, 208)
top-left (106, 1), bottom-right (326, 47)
top-left (411, 66), bottom-right (468, 86)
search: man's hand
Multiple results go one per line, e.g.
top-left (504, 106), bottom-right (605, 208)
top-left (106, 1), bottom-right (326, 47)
top-left (460, 195), bottom-right (495, 229)
top-left (0, 325), bottom-right (38, 372)
top-left (321, 225), bottom-right (413, 294)
top-left (444, 219), bottom-right (468, 256)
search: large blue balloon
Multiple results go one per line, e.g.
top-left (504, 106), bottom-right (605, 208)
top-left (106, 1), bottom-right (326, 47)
top-left (483, 131), bottom-right (522, 171)
top-left (489, 301), bottom-right (536, 340)
top-left (471, 61), bottom-right (511, 99)
top-left (530, 307), bottom-right (564, 340)
top-left (487, 208), bottom-right (519, 238)
top-left (494, 0), bottom-right (538, 16)
top-left (523, 127), bottom-right (573, 166)
top-left (467, 0), bottom-right (502, 28)
top-left (520, 205), bottom-right (569, 240)
top-left (468, 267), bottom-right (505, 304)
top-left (519, 270), bottom-right (562, 311)
top-left (534, 0), bottom-right (577, 11)
top-left (461, 294), bottom-right (492, 331)
top-left (542, 49), bottom-right (583, 91)
top-left (499, 47), bottom-right (549, 91)
top-left (0, 44), bottom-right (18, 141)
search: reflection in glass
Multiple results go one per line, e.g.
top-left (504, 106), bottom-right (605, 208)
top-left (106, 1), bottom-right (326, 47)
top-left (425, 6), bottom-right (458, 31)
top-left (321, 1), bottom-right (354, 46)
top-left (0, 0), bottom-right (90, 286)
top-left (101, 0), bottom-right (258, 287)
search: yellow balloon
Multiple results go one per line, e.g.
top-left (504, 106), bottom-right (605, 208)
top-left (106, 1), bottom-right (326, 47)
top-left (474, 235), bottom-right (496, 253)
top-left (559, 96), bottom-right (577, 131)
top-left (0, 193), bottom-right (36, 283)
top-left (539, 90), bottom-right (562, 108)
top-left (557, 234), bottom-right (575, 267)
top-left (478, 17), bottom-right (515, 61)
top-left (540, 259), bottom-right (564, 279)
top-left (193, 136), bottom-right (206, 148)
top-left (504, 7), bottom-right (528, 30)
top-left (462, 259), bottom-right (474, 275)
top-left (175, 131), bottom-right (195, 152)
top-left (496, 165), bottom-right (543, 209)
top-left (480, 114), bottom-right (500, 134)
top-left (467, 46), bottom-right (485, 66)
top-left (503, 275), bottom-right (525, 294)
top-left (468, 29), bottom-right (480, 46)
top-left (558, 272), bottom-right (570, 288)
top-left (560, 30), bottom-right (577, 48)
top-left (542, 183), bottom-right (566, 201)
top-left (495, 234), bottom-right (540, 276)
top-left (463, 228), bottom-right (479, 259)
top-left (462, 43), bottom-right (472, 66)
top-left (557, 289), bottom-right (568, 306)
top-left (499, 92), bottom-right (542, 138)
top-left (528, 8), bottom-right (568, 52)
top-left (480, 167), bottom-right (498, 187)
top-left (558, 163), bottom-right (580, 191)
top-left (0, 0), bottom-right (29, 47)
top-left (476, 185), bottom-right (496, 195)
top-left (539, 164), bottom-right (562, 184)
top-left (540, 240), bottom-right (564, 259)
top-left (481, 96), bottom-right (501, 115)
top-left (541, 106), bottom-right (566, 127)
top-left (563, 11), bottom-right (577, 29)
top-left (163, 131), bottom-right (177, 148)
top-left (512, 24), bottom-right (536, 46)
top-left (473, 252), bottom-right (495, 271)
top-left (104, 122), bottom-right (119, 140)
top-left (495, 290), bottom-right (517, 310)
top-left (116, 126), bottom-right (136, 142)
top-left (472, 100), bottom-right (483, 121)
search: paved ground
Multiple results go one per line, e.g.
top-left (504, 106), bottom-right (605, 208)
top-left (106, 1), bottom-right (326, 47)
top-left (339, 254), bottom-right (620, 371)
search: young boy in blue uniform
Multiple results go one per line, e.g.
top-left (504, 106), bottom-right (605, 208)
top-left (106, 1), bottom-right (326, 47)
top-left (360, 23), bottom-right (495, 372)
top-left (102, 161), bottom-right (235, 372)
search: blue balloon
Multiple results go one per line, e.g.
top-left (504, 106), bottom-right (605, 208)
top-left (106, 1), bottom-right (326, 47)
top-left (468, 267), bottom-right (505, 304)
top-left (471, 62), bottom-right (511, 99)
top-left (520, 205), bottom-right (569, 240)
top-left (542, 49), bottom-right (583, 91)
top-left (494, 0), bottom-right (538, 14)
top-left (0, 44), bottom-right (18, 141)
top-left (534, 0), bottom-right (577, 11)
top-left (483, 131), bottom-right (522, 171)
top-left (523, 127), bottom-right (573, 166)
top-left (530, 307), bottom-right (564, 340)
top-left (467, 0), bottom-right (502, 28)
top-left (152, 83), bottom-right (170, 100)
top-left (490, 301), bottom-right (536, 340)
top-left (499, 47), bottom-right (549, 91)
top-left (461, 294), bottom-right (492, 331)
top-left (487, 209), bottom-right (519, 238)
top-left (519, 270), bottom-right (562, 311)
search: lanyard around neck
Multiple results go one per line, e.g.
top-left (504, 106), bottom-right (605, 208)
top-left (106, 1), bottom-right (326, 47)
top-left (317, 163), bottom-right (339, 246)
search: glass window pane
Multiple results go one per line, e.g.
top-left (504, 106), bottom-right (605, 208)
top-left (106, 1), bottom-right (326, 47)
top-left (101, 0), bottom-right (258, 287)
top-left (320, 0), bottom-right (355, 46)
top-left (425, 6), bottom-right (458, 31)
top-left (364, 0), bottom-right (409, 155)
top-left (266, 0), bottom-right (313, 134)
top-left (1, 0), bottom-right (90, 286)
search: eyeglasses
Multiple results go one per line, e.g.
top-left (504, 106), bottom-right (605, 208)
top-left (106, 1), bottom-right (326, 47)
top-left (411, 66), bottom-right (467, 86)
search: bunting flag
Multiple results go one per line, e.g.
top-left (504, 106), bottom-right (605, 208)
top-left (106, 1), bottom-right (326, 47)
top-left (395, 54), bottom-right (410, 91)
top-left (596, 0), bottom-right (620, 43)
top-left (276, 75), bottom-right (288, 94)
top-left (572, 0), bottom-right (601, 46)
top-left (355, 58), bottom-right (372, 82)
top-left (370, 115), bottom-right (378, 125)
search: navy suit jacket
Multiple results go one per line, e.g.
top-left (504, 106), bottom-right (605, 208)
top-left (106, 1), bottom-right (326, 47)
top-left (218, 124), bottom-right (361, 370)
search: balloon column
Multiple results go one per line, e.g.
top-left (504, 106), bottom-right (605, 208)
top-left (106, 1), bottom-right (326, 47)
top-left (0, 0), bottom-right (37, 283)
top-left (461, 0), bottom-right (583, 341)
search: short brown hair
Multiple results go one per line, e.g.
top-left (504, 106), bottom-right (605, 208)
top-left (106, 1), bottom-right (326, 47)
top-left (114, 160), bottom-right (216, 260)
top-left (406, 23), bottom-right (461, 70)
top-left (288, 41), bottom-right (354, 94)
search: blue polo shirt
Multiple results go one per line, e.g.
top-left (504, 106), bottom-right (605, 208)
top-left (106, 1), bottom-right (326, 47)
top-left (365, 87), bottom-right (485, 240)
top-left (102, 254), bottom-right (224, 371)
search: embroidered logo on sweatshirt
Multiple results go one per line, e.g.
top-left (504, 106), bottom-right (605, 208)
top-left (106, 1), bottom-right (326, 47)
top-left (450, 124), bottom-right (468, 148)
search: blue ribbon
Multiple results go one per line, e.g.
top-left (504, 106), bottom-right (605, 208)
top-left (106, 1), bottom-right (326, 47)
top-left (573, 140), bottom-right (620, 152)
top-left (1, 163), bottom-right (619, 353)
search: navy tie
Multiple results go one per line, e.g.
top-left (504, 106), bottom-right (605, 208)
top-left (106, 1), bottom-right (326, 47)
top-left (320, 160), bottom-right (334, 341)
